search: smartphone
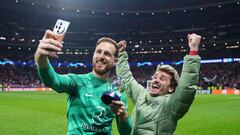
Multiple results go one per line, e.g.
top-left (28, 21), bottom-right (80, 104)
top-left (53, 19), bottom-right (70, 42)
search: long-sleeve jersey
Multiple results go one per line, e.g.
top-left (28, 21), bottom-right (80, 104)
top-left (37, 63), bottom-right (130, 135)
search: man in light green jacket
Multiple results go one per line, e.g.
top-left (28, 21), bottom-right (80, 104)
top-left (114, 33), bottom-right (201, 135)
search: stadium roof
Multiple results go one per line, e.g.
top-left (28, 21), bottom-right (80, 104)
top-left (0, 0), bottom-right (239, 61)
top-left (1, 0), bottom-right (238, 12)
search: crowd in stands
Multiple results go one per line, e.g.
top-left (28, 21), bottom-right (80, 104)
top-left (0, 1), bottom-right (239, 91)
top-left (1, 61), bottom-right (240, 90)
top-left (200, 63), bottom-right (240, 90)
top-left (0, 64), bottom-right (41, 88)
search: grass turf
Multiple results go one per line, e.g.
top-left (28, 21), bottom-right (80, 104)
top-left (0, 91), bottom-right (239, 135)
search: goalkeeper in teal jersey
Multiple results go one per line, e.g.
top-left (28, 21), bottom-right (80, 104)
top-left (35, 30), bottom-right (131, 135)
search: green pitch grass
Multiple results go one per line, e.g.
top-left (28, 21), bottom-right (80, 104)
top-left (0, 91), bottom-right (239, 135)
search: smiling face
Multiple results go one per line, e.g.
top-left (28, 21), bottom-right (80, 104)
top-left (150, 71), bottom-right (173, 96)
top-left (92, 41), bottom-right (118, 76)
top-left (150, 64), bottom-right (179, 97)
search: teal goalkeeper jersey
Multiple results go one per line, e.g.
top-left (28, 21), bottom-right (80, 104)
top-left (37, 63), bottom-right (130, 135)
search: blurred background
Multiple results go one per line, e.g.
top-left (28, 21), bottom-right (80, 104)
top-left (0, 0), bottom-right (240, 135)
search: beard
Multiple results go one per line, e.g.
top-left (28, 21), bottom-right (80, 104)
top-left (93, 62), bottom-right (113, 75)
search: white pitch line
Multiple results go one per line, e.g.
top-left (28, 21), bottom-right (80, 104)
top-left (228, 96), bottom-right (240, 99)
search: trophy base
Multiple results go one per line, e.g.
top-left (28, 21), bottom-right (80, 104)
top-left (101, 91), bottom-right (120, 105)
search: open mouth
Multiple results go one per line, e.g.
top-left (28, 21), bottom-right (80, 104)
top-left (151, 83), bottom-right (160, 89)
top-left (96, 60), bottom-right (107, 66)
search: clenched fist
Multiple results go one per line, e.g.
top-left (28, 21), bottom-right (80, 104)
top-left (187, 33), bottom-right (201, 51)
top-left (117, 40), bottom-right (127, 52)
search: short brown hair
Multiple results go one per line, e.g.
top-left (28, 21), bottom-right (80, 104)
top-left (96, 37), bottom-right (119, 57)
top-left (156, 65), bottom-right (180, 92)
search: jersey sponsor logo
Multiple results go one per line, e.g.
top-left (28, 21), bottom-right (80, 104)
top-left (80, 123), bottom-right (109, 133)
top-left (92, 106), bottom-right (106, 125)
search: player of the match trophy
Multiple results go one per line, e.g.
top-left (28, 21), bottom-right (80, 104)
top-left (101, 76), bottom-right (127, 105)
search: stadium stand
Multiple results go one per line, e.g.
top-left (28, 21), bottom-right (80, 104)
top-left (0, 0), bottom-right (239, 91)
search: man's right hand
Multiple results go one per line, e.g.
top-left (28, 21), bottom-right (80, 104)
top-left (34, 30), bottom-right (63, 68)
top-left (109, 100), bottom-right (128, 122)
top-left (117, 40), bottom-right (127, 52)
top-left (187, 33), bottom-right (201, 51)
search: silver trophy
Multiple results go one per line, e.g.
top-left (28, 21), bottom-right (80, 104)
top-left (101, 76), bottom-right (127, 105)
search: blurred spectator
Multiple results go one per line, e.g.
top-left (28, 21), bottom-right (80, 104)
top-left (0, 61), bottom-right (239, 90)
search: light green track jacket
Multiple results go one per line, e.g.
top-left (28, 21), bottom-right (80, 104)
top-left (116, 52), bottom-right (201, 135)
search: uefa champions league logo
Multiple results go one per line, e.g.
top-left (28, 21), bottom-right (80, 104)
top-left (101, 76), bottom-right (127, 105)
